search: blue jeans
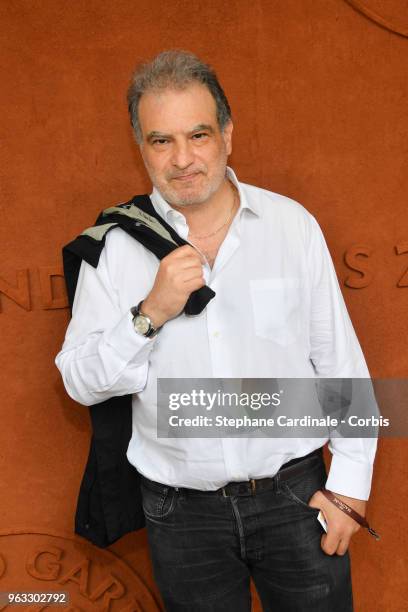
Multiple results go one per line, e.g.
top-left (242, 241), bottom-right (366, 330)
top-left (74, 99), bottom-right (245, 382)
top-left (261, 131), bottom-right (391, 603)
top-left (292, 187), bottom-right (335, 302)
top-left (140, 453), bottom-right (353, 611)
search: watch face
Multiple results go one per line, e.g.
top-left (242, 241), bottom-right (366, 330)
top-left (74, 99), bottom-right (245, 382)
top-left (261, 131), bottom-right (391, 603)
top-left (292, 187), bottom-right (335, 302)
top-left (134, 314), bottom-right (150, 335)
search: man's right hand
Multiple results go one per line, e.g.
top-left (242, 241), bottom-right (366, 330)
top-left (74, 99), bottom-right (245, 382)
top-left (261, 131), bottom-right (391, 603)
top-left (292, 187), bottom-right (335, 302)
top-left (140, 245), bottom-right (206, 328)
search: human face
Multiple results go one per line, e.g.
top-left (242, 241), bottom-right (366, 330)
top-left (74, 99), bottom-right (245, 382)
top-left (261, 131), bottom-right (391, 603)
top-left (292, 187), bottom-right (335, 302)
top-left (138, 83), bottom-right (233, 207)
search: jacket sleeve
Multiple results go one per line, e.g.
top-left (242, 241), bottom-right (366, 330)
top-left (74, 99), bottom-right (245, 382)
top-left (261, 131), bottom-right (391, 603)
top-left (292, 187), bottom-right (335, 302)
top-left (307, 215), bottom-right (377, 500)
top-left (55, 236), bottom-right (156, 407)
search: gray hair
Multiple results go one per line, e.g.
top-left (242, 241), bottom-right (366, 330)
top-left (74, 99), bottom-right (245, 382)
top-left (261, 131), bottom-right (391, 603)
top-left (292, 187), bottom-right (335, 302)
top-left (127, 50), bottom-right (232, 143)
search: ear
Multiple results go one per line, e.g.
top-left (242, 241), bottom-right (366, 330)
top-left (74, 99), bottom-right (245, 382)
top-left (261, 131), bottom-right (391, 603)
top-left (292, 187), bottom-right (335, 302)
top-left (223, 120), bottom-right (233, 155)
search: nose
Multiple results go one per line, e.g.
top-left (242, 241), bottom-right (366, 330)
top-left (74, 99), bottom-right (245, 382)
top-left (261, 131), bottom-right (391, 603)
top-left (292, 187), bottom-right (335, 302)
top-left (171, 139), bottom-right (195, 170)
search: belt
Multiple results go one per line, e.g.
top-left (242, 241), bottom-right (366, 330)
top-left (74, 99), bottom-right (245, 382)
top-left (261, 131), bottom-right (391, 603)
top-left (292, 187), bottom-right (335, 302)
top-left (142, 447), bottom-right (323, 497)
top-left (219, 447), bottom-right (323, 497)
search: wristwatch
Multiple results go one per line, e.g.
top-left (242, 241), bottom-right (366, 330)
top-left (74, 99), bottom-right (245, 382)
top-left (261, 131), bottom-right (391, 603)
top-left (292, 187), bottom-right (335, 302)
top-left (131, 301), bottom-right (160, 338)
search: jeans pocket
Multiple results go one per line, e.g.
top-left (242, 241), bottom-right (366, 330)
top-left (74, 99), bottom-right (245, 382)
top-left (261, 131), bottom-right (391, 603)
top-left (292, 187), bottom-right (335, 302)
top-left (281, 482), bottom-right (320, 514)
top-left (280, 460), bottom-right (325, 514)
top-left (249, 278), bottom-right (302, 346)
top-left (141, 481), bottom-right (178, 520)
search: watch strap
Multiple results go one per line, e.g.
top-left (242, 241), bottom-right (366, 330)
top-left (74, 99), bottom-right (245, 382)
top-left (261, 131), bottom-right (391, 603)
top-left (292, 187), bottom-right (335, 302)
top-left (131, 301), bottom-right (159, 338)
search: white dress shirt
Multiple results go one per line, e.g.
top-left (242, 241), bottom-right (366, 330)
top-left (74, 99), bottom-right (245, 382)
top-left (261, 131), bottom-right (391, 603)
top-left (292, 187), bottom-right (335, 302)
top-left (55, 167), bottom-right (376, 500)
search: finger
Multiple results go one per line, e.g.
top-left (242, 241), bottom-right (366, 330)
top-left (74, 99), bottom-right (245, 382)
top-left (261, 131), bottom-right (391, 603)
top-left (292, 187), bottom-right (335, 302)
top-left (178, 258), bottom-right (205, 270)
top-left (188, 248), bottom-right (207, 264)
top-left (162, 259), bottom-right (203, 279)
top-left (184, 277), bottom-right (206, 293)
top-left (176, 246), bottom-right (207, 264)
top-left (166, 254), bottom-right (205, 269)
top-left (171, 245), bottom-right (201, 258)
top-left (182, 271), bottom-right (206, 285)
top-left (170, 264), bottom-right (205, 280)
top-left (171, 266), bottom-right (205, 281)
top-left (335, 537), bottom-right (350, 556)
top-left (320, 531), bottom-right (340, 556)
top-left (183, 250), bottom-right (207, 265)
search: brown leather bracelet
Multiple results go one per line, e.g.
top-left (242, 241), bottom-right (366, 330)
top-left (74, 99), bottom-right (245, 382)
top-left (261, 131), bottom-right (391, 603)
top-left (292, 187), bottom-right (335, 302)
top-left (321, 489), bottom-right (380, 540)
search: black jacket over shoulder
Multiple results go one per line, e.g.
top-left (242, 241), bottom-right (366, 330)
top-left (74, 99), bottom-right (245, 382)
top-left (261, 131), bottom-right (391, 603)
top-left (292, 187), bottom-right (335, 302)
top-left (62, 194), bottom-right (215, 548)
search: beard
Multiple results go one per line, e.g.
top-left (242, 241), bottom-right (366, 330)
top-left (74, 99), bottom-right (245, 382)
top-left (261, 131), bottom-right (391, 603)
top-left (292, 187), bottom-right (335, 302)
top-left (143, 151), bottom-right (229, 208)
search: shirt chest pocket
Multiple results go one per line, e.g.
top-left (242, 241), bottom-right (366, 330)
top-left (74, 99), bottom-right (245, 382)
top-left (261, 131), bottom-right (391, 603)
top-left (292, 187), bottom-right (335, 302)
top-left (249, 278), bottom-right (302, 346)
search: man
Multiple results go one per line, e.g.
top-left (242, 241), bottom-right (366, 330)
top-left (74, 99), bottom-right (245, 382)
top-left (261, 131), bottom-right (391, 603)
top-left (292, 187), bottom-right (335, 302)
top-left (56, 50), bottom-right (377, 611)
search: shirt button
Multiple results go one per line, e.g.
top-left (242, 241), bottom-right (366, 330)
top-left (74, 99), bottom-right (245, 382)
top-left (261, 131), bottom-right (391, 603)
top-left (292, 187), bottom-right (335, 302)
top-left (213, 331), bottom-right (220, 338)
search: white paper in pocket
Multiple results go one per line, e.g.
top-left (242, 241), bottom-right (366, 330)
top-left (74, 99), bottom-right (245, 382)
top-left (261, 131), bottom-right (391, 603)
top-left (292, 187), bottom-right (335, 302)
top-left (317, 510), bottom-right (328, 532)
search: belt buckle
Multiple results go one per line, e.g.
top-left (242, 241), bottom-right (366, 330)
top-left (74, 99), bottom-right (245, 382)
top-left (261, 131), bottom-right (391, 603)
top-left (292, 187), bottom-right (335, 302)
top-left (222, 479), bottom-right (257, 497)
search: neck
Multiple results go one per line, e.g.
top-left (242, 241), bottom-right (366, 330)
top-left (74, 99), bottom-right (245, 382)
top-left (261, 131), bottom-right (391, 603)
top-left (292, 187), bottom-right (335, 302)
top-left (170, 179), bottom-right (238, 235)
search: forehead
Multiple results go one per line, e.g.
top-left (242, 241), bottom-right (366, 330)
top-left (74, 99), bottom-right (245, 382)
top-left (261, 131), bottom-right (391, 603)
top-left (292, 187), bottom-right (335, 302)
top-left (138, 83), bottom-right (218, 134)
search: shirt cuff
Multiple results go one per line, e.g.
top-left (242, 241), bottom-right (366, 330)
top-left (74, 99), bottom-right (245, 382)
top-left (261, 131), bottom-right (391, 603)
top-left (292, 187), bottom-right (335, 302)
top-left (103, 309), bottom-right (157, 366)
top-left (325, 452), bottom-right (374, 501)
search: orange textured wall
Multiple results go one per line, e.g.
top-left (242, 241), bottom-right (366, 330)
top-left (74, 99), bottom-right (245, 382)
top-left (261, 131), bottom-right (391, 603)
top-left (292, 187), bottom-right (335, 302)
top-left (0, 1), bottom-right (407, 610)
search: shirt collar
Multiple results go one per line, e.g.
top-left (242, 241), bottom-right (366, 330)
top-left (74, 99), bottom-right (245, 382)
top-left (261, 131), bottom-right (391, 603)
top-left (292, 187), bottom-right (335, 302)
top-left (150, 166), bottom-right (261, 223)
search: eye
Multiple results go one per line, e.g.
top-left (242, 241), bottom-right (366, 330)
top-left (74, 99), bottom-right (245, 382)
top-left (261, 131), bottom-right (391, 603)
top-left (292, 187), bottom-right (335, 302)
top-left (192, 132), bottom-right (208, 140)
top-left (152, 138), bottom-right (169, 145)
